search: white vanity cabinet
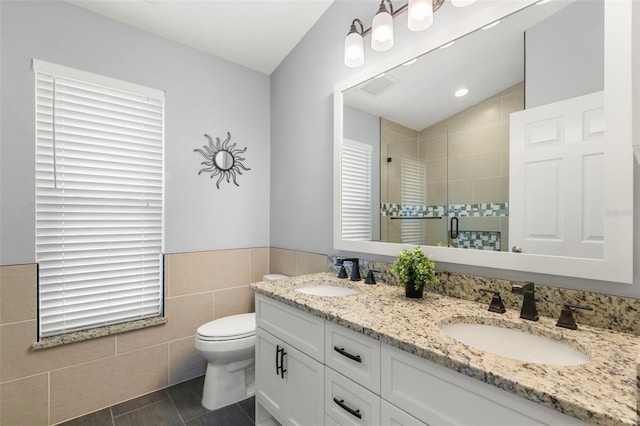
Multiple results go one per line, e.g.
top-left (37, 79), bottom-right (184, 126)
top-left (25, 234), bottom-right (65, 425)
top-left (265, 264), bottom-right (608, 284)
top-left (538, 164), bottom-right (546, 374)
top-left (255, 295), bottom-right (587, 426)
top-left (255, 295), bottom-right (325, 426)
top-left (381, 344), bottom-right (587, 426)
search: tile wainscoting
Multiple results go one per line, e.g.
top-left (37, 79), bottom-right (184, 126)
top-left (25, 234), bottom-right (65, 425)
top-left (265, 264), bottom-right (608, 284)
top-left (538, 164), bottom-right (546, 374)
top-left (0, 247), bottom-right (327, 425)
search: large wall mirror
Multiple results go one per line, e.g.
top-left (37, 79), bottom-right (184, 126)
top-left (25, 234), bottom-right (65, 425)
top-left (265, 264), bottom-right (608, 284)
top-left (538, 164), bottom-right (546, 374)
top-left (334, 0), bottom-right (635, 286)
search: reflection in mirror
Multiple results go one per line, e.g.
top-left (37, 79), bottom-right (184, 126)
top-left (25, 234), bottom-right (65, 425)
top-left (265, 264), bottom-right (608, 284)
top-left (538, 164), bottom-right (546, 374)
top-left (342, 0), bottom-right (604, 258)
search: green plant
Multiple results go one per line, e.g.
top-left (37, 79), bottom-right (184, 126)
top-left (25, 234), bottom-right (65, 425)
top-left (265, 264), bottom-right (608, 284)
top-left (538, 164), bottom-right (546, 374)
top-left (391, 247), bottom-right (438, 290)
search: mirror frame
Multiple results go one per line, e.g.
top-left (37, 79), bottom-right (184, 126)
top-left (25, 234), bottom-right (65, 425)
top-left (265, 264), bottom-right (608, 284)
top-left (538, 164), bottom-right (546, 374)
top-left (334, 0), bottom-right (635, 285)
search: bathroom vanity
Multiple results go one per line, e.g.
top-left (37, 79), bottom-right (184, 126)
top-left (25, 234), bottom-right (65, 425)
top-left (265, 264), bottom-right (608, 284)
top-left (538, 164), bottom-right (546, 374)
top-left (251, 273), bottom-right (639, 426)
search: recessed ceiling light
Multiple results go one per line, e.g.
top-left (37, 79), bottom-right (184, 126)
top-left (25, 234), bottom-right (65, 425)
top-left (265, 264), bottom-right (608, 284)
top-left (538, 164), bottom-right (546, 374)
top-left (455, 88), bottom-right (469, 97)
top-left (402, 58), bottom-right (418, 66)
top-left (482, 20), bottom-right (501, 30)
top-left (439, 41), bottom-right (455, 49)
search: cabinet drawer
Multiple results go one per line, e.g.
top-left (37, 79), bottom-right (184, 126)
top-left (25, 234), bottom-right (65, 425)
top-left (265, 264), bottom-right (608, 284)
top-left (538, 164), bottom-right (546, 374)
top-left (381, 344), bottom-right (587, 426)
top-left (380, 400), bottom-right (427, 426)
top-left (256, 294), bottom-right (324, 362)
top-left (325, 322), bottom-right (380, 394)
top-left (325, 367), bottom-right (380, 426)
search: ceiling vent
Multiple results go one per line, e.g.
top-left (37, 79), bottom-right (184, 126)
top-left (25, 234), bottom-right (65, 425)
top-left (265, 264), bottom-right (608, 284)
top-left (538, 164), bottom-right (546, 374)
top-left (357, 74), bottom-right (399, 98)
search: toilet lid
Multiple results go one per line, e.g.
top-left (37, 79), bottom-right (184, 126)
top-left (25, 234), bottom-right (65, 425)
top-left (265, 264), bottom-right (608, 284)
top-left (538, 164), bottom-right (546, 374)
top-left (197, 312), bottom-right (256, 341)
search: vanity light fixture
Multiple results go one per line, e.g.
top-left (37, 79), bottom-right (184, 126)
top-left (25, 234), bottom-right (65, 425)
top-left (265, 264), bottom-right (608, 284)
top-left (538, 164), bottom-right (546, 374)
top-left (408, 0), bottom-right (434, 31)
top-left (344, 19), bottom-right (365, 67)
top-left (344, 0), bottom-right (476, 67)
top-left (372, 0), bottom-right (394, 51)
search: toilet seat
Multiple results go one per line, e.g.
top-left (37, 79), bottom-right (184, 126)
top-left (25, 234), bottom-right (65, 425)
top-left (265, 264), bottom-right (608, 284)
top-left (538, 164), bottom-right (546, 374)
top-left (197, 312), bottom-right (256, 342)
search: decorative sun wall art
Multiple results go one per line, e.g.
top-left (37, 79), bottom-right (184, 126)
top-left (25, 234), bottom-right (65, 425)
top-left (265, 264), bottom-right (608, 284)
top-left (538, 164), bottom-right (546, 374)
top-left (194, 132), bottom-right (250, 189)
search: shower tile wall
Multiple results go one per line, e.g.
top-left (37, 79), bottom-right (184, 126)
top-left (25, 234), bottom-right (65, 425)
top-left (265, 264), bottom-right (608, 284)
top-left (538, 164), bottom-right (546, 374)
top-left (381, 82), bottom-right (524, 251)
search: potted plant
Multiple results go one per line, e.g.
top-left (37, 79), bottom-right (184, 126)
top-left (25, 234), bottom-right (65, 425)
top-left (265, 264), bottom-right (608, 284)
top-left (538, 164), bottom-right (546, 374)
top-left (391, 247), bottom-right (437, 298)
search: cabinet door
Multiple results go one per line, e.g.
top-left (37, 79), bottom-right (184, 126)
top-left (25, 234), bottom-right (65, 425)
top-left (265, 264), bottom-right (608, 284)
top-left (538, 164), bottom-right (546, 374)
top-left (256, 328), bottom-right (287, 423)
top-left (284, 344), bottom-right (325, 426)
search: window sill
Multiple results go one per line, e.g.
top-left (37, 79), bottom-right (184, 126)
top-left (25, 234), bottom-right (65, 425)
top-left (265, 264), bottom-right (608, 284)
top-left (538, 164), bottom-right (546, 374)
top-left (31, 317), bottom-right (168, 351)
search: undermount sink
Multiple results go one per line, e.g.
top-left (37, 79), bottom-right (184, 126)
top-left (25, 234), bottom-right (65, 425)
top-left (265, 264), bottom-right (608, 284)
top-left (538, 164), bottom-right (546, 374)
top-left (295, 284), bottom-right (360, 297)
top-left (440, 322), bottom-right (590, 366)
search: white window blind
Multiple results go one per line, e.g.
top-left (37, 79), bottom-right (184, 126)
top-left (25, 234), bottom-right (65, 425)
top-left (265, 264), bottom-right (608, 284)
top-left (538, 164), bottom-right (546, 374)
top-left (400, 157), bottom-right (426, 244)
top-left (341, 139), bottom-right (373, 241)
top-left (34, 59), bottom-right (165, 339)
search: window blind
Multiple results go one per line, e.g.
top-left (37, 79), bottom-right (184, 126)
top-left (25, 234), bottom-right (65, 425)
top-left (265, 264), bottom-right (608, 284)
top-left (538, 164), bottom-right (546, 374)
top-left (400, 157), bottom-right (426, 244)
top-left (34, 59), bottom-right (165, 339)
top-left (341, 139), bottom-right (373, 241)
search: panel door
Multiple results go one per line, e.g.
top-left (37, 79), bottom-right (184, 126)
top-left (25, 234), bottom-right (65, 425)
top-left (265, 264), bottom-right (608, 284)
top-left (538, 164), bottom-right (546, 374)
top-left (509, 91), bottom-right (604, 258)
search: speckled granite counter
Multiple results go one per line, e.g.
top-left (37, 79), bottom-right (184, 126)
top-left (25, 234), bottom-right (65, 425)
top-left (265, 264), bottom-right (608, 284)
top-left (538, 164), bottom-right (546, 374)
top-left (251, 272), bottom-right (640, 426)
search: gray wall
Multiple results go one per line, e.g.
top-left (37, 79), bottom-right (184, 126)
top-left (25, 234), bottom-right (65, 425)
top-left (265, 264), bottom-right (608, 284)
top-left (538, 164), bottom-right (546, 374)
top-left (270, 0), bottom-right (414, 255)
top-left (0, 0), bottom-right (270, 265)
top-left (525, 0), bottom-right (604, 108)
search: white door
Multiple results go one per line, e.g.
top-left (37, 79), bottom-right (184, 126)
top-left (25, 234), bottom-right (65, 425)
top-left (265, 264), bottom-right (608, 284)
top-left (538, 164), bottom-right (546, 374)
top-left (509, 91), bottom-right (604, 258)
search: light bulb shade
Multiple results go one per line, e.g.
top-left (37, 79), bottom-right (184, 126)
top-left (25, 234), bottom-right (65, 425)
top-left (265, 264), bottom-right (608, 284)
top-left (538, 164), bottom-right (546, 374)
top-left (371, 9), bottom-right (394, 51)
top-left (451, 0), bottom-right (477, 7)
top-left (408, 0), bottom-right (433, 31)
top-left (344, 31), bottom-right (364, 67)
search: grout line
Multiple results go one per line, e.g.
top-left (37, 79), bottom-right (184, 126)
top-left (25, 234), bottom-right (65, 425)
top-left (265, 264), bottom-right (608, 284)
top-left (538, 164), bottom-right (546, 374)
top-left (47, 372), bottom-right (51, 426)
top-left (111, 390), bottom-right (170, 419)
top-left (109, 406), bottom-right (115, 426)
top-left (165, 388), bottom-right (187, 426)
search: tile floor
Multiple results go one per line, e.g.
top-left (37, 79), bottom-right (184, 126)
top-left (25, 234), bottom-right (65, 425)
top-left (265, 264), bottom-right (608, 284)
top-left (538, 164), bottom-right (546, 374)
top-left (59, 376), bottom-right (255, 426)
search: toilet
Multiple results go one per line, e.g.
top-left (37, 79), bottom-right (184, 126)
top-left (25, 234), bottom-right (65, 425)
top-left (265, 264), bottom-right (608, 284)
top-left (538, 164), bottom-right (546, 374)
top-left (195, 274), bottom-right (288, 410)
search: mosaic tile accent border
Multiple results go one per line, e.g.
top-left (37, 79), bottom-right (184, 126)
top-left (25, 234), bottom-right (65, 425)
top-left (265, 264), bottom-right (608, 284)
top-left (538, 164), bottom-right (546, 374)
top-left (381, 203), bottom-right (509, 218)
top-left (449, 202), bottom-right (508, 217)
top-left (453, 231), bottom-right (501, 251)
top-left (380, 203), bottom-right (444, 217)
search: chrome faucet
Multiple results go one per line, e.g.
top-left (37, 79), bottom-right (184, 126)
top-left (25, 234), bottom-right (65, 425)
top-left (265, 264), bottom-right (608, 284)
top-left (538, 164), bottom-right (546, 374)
top-left (511, 281), bottom-right (539, 321)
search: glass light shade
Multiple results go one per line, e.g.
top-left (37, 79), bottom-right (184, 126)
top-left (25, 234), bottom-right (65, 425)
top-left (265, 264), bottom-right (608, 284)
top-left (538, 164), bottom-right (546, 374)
top-left (451, 0), bottom-right (477, 7)
top-left (344, 32), bottom-right (364, 67)
top-left (371, 10), bottom-right (394, 51)
top-left (408, 0), bottom-right (433, 31)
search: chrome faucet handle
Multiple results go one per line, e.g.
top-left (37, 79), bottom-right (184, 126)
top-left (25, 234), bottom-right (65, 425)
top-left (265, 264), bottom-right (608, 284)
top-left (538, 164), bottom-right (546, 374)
top-left (479, 288), bottom-right (506, 314)
top-left (556, 304), bottom-right (593, 330)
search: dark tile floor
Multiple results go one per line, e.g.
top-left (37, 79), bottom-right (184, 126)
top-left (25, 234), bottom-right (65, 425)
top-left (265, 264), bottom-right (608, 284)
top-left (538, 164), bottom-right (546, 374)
top-left (60, 376), bottom-right (255, 426)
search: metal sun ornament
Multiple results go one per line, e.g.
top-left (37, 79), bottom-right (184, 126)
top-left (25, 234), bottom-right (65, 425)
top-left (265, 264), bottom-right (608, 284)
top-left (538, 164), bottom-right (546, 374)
top-left (194, 132), bottom-right (250, 189)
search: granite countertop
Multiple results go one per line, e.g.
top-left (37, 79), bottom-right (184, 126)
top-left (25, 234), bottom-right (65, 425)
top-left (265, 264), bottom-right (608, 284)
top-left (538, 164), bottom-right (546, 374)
top-left (251, 272), bottom-right (640, 426)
